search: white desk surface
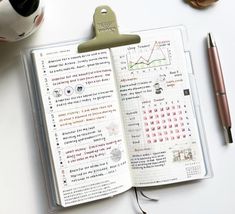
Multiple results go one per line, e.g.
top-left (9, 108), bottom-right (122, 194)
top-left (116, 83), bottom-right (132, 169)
top-left (0, 1), bottom-right (235, 213)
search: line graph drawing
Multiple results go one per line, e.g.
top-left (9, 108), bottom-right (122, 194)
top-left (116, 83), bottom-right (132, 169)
top-left (127, 41), bottom-right (171, 71)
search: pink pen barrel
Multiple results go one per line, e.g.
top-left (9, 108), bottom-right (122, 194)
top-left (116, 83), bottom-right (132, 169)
top-left (207, 33), bottom-right (232, 143)
top-left (208, 47), bottom-right (231, 127)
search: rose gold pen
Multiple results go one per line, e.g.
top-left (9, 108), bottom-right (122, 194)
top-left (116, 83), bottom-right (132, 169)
top-left (207, 33), bottom-right (233, 143)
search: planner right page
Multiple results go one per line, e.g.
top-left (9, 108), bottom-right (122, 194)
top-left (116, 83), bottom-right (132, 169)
top-left (111, 27), bottom-right (206, 186)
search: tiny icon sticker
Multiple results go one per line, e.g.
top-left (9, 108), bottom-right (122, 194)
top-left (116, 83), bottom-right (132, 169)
top-left (64, 86), bottom-right (74, 96)
top-left (183, 89), bottom-right (190, 96)
top-left (75, 84), bottom-right (85, 94)
top-left (53, 88), bottom-right (63, 98)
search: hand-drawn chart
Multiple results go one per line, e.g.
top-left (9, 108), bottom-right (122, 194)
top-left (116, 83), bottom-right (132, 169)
top-left (127, 40), bottom-right (172, 71)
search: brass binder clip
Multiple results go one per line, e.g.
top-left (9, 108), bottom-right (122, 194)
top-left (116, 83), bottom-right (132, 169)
top-left (78, 5), bottom-right (141, 52)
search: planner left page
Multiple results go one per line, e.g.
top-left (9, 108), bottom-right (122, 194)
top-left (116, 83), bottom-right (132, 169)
top-left (31, 44), bottom-right (132, 207)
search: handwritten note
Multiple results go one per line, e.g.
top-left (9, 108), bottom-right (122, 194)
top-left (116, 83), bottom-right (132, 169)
top-left (32, 48), bottom-right (132, 207)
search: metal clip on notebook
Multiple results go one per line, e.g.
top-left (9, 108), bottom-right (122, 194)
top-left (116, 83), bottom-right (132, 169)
top-left (78, 5), bottom-right (141, 53)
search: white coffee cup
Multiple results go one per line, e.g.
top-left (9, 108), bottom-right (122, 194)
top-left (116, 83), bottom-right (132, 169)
top-left (0, 0), bottom-right (44, 42)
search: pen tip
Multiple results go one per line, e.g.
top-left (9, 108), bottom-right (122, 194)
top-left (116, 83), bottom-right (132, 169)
top-left (224, 127), bottom-right (233, 144)
top-left (207, 33), bottom-right (216, 48)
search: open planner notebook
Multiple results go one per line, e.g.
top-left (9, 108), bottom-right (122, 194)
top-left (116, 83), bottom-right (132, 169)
top-left (25, 26), bottom-right (211, 208)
